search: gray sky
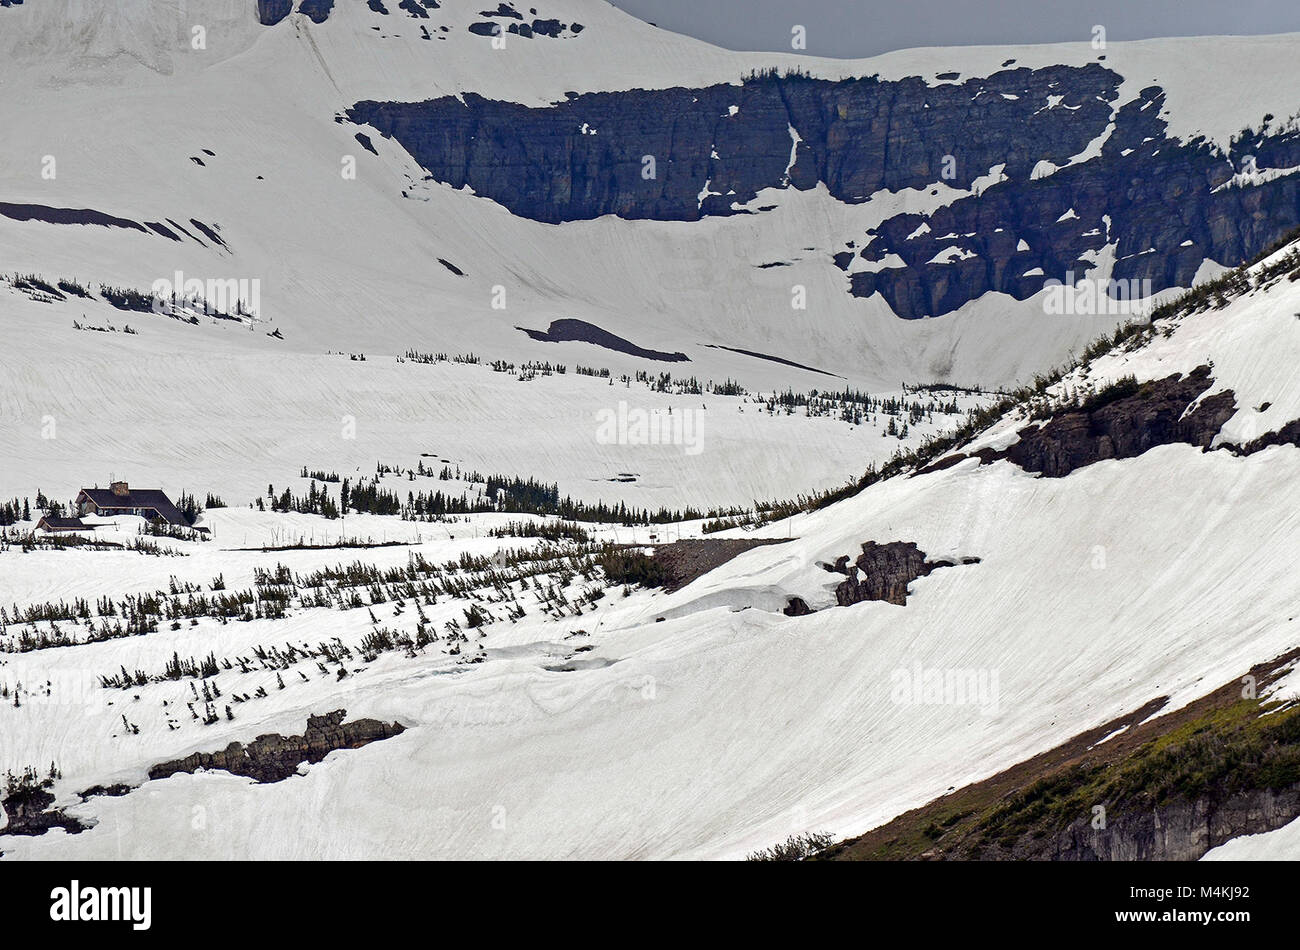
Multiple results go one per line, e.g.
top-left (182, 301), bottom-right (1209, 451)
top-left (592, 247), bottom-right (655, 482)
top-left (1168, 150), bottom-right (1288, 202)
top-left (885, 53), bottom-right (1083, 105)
top-left (608, 0), bottom-right (1300, 59)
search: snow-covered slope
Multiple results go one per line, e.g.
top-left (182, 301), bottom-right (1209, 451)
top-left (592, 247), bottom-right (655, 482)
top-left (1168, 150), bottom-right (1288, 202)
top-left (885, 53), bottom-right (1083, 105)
top-left (3, 234), bottom-right (1297, 860)
top-left (2, 0), bottom-right (1298, 395)
top-left (2, 0), bottom-right (1299, 861)
top-left (1203, 815), bottom-right (1300, 860)
top-left (0, 279), bottom-right (998, 510)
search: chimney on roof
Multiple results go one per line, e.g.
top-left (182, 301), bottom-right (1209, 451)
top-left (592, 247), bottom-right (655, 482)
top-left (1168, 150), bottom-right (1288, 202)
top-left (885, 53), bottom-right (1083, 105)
top-left (111, 481), bottom-right (129, 497)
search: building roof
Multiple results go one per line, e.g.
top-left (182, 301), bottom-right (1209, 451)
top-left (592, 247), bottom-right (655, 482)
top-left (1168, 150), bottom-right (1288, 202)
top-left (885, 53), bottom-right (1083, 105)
top-left (38, 516), bottom-right (87, 530)
top-left (78, 487), bottom-right (188, 525)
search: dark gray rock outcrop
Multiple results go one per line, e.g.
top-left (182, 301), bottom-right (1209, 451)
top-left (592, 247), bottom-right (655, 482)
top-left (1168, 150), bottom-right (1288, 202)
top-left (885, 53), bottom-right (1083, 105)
top-left (297, 0), bottom-right (335, 25)
top-left (257, 0), bottom-right (293, 26)
top-left (148, 710), bottom-right (405, 784)
top-left (0, 785), bottom-right (87, 837)
top-left (830, 541), bottom-right (979, 607)
top-left (1237, 417), bottom-right (1300, 456)
top-left (783, 596), bottom-right (813, 616)
top-left (1003, 366), bottom-right (1236, 477)
top-left (923, 366), bottom-right (1238, 479)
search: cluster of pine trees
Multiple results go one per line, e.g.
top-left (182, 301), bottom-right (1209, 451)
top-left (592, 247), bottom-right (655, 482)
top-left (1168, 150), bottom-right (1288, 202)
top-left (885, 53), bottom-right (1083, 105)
top-left (488, 359), bottom-right (567, 377)
top-left (262, 481), bottom-right (341, 519)
top-left (762, 387), bottom-right (962, 427)
top-left (300, 467), bottom-right (341, 483)
top-left (175, 491), bottom-right (206, 525)
top-left (400, 350), bottom-right (480, 365)
top-left (401, 345), bottom-right (746, 398)
top-left (273, 463), bottom-right (745, 526)
top-left (0, 498), bottom-right (31, 526)
top-left (270, 472), bottom-right (738, 526)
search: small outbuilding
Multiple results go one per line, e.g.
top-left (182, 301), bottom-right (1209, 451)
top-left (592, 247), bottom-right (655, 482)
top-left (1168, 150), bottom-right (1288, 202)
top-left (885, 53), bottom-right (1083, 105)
top-left (37, 515), bottom-right (90, 533)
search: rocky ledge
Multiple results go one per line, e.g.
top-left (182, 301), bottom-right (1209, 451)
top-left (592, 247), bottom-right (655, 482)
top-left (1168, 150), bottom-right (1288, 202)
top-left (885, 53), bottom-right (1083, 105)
top-left (148, 710), bottom-right (406, 784)
top-left (922, 365), bottom-right (1237, 479)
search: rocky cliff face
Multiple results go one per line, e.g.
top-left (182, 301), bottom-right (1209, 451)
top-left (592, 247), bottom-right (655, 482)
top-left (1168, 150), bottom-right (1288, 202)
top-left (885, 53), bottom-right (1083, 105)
top-left (346, 68), bottom-right (1300, 318)
top-left (852, 87), bottom-right (1300, 318)
top-left (348, 67), bottom-right (1116, 226)
top-left (1048, 786), bottom-right (1300, 861)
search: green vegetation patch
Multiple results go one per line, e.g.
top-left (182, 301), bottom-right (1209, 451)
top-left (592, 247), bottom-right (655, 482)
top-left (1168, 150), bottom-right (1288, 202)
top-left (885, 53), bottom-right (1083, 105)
top-left (823, 663), bottom-right (1300, 860)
